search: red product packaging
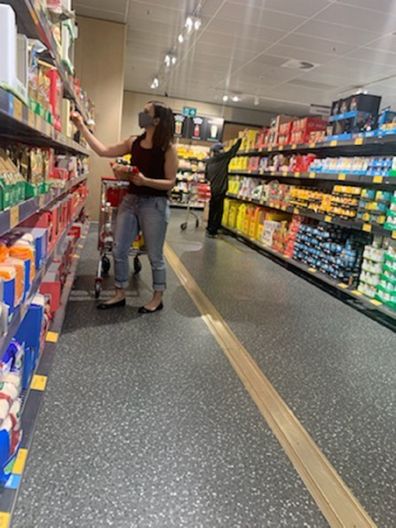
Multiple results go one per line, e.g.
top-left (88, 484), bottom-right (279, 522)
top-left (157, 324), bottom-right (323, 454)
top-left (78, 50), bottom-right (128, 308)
top-left (47, 68), bottom-right (63, 132)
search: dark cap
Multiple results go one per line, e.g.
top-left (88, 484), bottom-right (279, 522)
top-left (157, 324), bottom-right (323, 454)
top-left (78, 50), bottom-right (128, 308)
top-left (210, 142), bottom-right (224, 153)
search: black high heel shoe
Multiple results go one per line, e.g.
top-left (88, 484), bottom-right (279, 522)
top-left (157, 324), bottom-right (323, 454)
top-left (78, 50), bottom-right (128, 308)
top-left (138, 302), bottom-right (164, 314)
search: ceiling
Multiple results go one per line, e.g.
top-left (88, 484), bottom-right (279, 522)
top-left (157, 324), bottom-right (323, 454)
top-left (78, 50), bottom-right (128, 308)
top-left (73, 0), bottom-right (396, 116)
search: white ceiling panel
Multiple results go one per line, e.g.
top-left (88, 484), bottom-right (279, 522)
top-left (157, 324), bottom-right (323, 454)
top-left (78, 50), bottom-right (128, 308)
top-left (315, 3), bottom-right (396, 33)
top-left (216, 2), bottom-right (306, 31)
top-left (230, 0), bottom-right (333, 18)
top-left (74, 0), bottom-right (396, 116)
top-left (279, 33), bottom-right (355, 56)
top-left (295, 19), bottom-right (383, 46)
top-left (367, 34), bottom-right (396, 53)
top-left (337, 0), bottom-right (396, 14)
top-left (268, 44), bottom-right (337, 66)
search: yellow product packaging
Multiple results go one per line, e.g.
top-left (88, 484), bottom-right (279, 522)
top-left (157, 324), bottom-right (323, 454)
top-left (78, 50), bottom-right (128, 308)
top-left (228, 202), bottom-right (238, 228)
top-left (222, 199), bottom-right (230, 226)
top-left (236, 203), bottom-right (247, 231)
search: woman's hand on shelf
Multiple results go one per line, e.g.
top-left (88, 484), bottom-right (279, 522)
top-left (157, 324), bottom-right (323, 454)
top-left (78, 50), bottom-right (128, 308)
top-left (70, 111), bottom-right (84, 130)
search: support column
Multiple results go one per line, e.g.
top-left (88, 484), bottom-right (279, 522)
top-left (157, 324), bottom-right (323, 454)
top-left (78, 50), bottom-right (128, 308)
top-left (75, 16), bottom-right (126, 219)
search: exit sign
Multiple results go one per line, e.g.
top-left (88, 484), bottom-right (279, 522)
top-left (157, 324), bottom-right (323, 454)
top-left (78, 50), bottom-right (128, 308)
top-left (182, 106), bottom-right (197, 118)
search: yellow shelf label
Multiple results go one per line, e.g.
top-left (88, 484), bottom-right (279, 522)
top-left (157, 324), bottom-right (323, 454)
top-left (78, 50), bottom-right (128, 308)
top-left (282, 170), bottom-right (288, 176)
top-left (352, 290), bottom-right (363, 296)
top-left (362, 223), bottom-right (372, 233)
top-left (293, 208), bottom-right (300, 214)
top-left (31, 374), bottom-right (47, 392)
top-left (292, 144), bottom-right (297, 150)
top-left (338, 283), bottom-right (349, 289)
top-left (324, 215), bottom-right (332, 223)
top-left (309, 142), bottom-right (316, 148)
top-left (392, 231), bottom-right (396, 240)
top-left (268, 146), bottom-right (273, 152)
top-left (13, 448), bottom-right (28, 475)
top-left (309, 172), bottom-right (316, 179)
top-left (46, 331), bottom-right (59, 343)
top-left (370, 299), bottom-right (382, 306)
top-left (373, 175), bottom-right (383, 183)
top-left (294, 172), bottom-right (301, 177)
top-left (330, 140), bottom-right (338, 147)
top-left (338, 173), bottom-right (346, 181)
top-left (308, 267), bottom-right (317, 273)
top-left (9, 206), bottom-right (19, 228)
top-left (0, 513), bottom-right (11, 528)
top-left (354, 137), bottom-right (364, 145)
top-left (13, 98), bottom-right (23, 121)
top-left (259, 168), bottom-right (264, 175)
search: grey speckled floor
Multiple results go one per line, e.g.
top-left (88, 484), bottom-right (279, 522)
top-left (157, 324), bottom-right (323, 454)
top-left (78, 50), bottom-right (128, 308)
top-left (167, 211), bottom-right (396, 528)
top-left (12, 222), bottom-right (327, 528)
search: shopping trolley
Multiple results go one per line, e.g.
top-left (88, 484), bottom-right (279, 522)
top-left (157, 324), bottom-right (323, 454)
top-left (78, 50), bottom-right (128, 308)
top-left (180, 181), bottom-right (211, 231)
top-left (95, 177), bottom-right (145, 299)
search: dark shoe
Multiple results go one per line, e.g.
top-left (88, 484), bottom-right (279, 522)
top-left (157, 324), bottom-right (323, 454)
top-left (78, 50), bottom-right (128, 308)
top-left (206, 231), bottom-right (217, 238)
top-left (138, 302), bottom-right (164, 314)
top-left (97, 299), bottom-right (126, 310)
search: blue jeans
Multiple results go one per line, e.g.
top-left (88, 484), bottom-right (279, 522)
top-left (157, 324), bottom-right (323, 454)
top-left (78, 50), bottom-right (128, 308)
top-left (113, 194), bottom-right (170, 291)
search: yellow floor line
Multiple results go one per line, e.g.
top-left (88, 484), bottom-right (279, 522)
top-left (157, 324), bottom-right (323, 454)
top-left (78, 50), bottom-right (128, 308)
top-left (165, 243), bottom-right (377, 528)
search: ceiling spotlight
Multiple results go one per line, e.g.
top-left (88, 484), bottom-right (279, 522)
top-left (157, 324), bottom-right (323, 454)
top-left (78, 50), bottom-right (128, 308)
top-left (223, 95), bottom-right (229, 102)
top-left (178, 33), bottom-right (184, 44)
top-left (232, 95), bottom-right (240, 102)
top-left (194, 17), bottom-right (202, 30)
top-left (150, 77), bottom-right (159, 89)
top-left (164, 54), bottom-right (177, 67)
top-left (185, 16), bottom-right (193, 32)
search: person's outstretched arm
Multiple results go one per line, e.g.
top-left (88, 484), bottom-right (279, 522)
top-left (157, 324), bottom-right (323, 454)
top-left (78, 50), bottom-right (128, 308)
top-left (71, 112), bottom-right (133, 158)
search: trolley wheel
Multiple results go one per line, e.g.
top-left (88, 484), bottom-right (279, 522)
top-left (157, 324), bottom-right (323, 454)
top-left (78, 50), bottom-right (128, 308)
top-left (180, 222), bottom-right (187, 231)
top-left (134, 256), bottom-right (142, 275)
top-left (94, 279), bottom-right (102, 299)
top-left (102, 255), bottom-right (111, 275)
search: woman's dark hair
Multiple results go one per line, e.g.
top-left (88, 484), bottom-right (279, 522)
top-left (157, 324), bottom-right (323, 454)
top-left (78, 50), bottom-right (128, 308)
top-left (149, 101), bottom-right (175, 151)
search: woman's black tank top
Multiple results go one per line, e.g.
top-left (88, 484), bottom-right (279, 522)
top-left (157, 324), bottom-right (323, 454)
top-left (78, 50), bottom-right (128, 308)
top-left (130, 134), bottom-right (167, 196)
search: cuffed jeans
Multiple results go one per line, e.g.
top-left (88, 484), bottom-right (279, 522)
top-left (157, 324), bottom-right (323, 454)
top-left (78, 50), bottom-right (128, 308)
top-left (113, 194), bottom-right (170, 291)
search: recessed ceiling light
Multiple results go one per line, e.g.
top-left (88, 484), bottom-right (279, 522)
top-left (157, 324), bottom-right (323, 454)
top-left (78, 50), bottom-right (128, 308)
top-left (223, 95), bottom-right (229, 102)
top-left (178, 33), bottom-right (184, 44)
top-left (232, 95), bottom-right (240, 102)
top-left (150, 77), bottom-right (159, 89)
top-left (185, 16), bottom-right (193, 32)
top-left (194, 17), bottom-right (202, 31)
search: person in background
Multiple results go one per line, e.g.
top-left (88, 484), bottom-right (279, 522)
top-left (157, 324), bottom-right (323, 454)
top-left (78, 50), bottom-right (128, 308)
top-left (71, 101), bottom-right (177, 314)
top-left (205, 138), bottom-right (242, 237)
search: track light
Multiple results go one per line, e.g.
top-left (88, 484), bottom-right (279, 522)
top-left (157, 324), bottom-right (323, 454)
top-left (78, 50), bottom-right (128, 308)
top-left (185, 16), bottom-right (193, 32)
top-left (194, 17), bottom-right (202, 30)
top-left (178, 33), bottom-right (184, 44)
top-left (150, 77), bottom-right (159, 89)
top-left (164, 53), bottom-right (177, 67)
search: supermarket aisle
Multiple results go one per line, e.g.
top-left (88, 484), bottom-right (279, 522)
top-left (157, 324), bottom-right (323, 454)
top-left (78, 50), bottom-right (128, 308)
top-left (12, 222), bottom-right (327, 527)
top-left (11, 212), bottom-right (396, 527)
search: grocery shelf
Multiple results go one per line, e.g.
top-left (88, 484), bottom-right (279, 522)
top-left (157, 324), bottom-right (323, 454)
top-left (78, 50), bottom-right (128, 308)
top-left (0, 89), bottom-right (90, 156)
top-left (0, 222), bottom-right (89, 520)
top-left (235, 133), bottom-right (396, 157)
top-left (223, 226), bottom-right (396, 331)
top-left (2, 0), bottom-right (88, 120)
top-left (226, 194), bottom-right (396, 239)
top-left (0, 174), bottom-right (88, 240)
top-left (229, 170), bottom-right (396, 187)
top-left (0, 199), bottom-right (86, 360)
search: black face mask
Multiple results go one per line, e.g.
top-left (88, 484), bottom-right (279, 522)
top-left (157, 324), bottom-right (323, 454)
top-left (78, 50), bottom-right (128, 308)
top-left (138, 111), bottom-right (155, 129)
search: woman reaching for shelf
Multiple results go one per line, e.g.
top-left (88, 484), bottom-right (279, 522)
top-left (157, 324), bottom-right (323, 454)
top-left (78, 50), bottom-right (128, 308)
top-left (71, 101), bottom-right (177, 313)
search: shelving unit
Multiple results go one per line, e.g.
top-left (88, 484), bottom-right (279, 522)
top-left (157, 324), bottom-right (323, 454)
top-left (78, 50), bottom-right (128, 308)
top-left (2, 0), bottom-right (88, 120)
top-left (0, 88), bottom-right (90, 155)
top-left (224, 129), bottom-right (396, 327)
top-left (0, 0), bottom-right (91, 512)
top-left (223, 225), bottom-right (396, 331)
top-left (226, 194), bottom-right (395, 239)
